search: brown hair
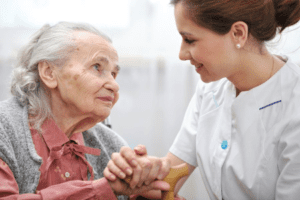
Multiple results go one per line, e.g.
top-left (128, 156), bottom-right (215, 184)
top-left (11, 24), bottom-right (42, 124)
top-left (171, 0), bottom-right (300, 42)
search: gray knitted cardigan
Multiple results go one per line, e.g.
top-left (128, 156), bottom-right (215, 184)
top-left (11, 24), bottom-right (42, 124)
top-left (0, 97), bottom-right (128, 199)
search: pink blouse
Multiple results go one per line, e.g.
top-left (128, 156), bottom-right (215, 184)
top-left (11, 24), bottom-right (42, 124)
top-left (0, 119), bottom-right (117, 200)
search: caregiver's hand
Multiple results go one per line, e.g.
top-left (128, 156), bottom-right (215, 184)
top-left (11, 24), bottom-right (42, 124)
top-left (106, 177), bottom-right (170, 197)
top-left (104, 145), bottom-right (171, 189)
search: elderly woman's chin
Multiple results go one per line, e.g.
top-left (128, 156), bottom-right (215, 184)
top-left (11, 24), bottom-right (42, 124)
top-left (87, 100), bottom-right (116, 122)
top-left (93, 95), bottom-right (119, 122)
top-left (94, 108), bottom-right (112, 123)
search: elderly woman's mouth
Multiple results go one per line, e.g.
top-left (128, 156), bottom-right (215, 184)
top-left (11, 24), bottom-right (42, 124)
top-left (97, 96), bottom-right (114, 102)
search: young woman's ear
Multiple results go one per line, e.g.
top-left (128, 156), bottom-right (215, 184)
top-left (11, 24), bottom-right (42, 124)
top-left (38, 61), bottom-right (58, 89)
top-left (230, 21), bottom-right (249, 49)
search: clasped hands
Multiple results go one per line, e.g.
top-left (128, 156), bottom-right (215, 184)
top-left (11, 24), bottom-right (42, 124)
top-left (103, 145), bottom-right (184, 199)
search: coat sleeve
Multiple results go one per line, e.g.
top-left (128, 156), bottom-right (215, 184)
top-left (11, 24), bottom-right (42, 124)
top-left (276, 113), bottom-right (300, 200)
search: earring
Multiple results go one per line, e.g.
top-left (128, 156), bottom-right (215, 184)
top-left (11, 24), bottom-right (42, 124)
top-left (236, 44), bottom-right (241, 49)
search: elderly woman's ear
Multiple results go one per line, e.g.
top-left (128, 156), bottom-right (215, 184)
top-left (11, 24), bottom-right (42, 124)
top-left (38, 61), bottom-right (58, 89)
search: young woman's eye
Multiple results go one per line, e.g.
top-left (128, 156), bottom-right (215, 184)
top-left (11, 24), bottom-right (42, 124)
top-left (184, 38), bottom-right (195, 44)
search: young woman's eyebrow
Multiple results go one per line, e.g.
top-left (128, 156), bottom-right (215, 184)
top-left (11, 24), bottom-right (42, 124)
top-left (180, 31), bottom-right (192, 36)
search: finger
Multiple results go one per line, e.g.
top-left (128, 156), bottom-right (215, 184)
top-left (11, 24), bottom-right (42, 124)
top-left (149, 180), bottom-right (170, 191)
top-left (134, 144), bottom-right (147, 156)
top-left (136, 156), bottom-right (152, 187)
top-left (107, 177), bottom-right (132, 196)
top-left (130, 164), bottom-right (142, 189)
top-left (119, 146), bottom-right (139, 168)
top-left (111, 153), bottom-right (133, 176)
top-left (133, 180), bottom-right (170, 195)
top-left (103, 167), bottom-right (117, 181)
top-left (107, 160), bottom-right (127, 179)
top-left (157, 157), bottom-right (171, 180)
top-left (144, 157), bottom-right (162, 185)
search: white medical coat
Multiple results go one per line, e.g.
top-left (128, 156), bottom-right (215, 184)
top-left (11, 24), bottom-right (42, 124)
top-left (170, 59), bottom-right (300, 200)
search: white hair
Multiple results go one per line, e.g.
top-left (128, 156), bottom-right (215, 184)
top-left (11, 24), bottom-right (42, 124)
top-left (10, 21), bottom-right (112, 131)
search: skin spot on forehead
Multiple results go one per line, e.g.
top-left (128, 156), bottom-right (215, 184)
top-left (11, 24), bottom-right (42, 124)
top-left (72, 31), bottom-right (119, 69)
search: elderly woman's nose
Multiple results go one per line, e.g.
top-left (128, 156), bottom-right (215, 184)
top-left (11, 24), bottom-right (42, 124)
top-left (179, 42), bottom-right (190, 61)
top-left (105, 76), bottom-right (119, 93)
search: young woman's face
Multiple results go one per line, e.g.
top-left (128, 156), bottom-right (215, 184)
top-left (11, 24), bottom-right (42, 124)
top-left (174, 3), bottom-right (238, 83)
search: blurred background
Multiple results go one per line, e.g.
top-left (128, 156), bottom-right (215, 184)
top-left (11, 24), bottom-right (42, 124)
top-left (0, 0), bottom-right (299, 199)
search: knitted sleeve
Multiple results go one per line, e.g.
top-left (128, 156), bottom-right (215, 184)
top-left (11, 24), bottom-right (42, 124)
top-left (83, 123), bottom-right (129, 200)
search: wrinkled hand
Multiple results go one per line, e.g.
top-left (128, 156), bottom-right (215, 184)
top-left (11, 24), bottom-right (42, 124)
top-left (107, 177), bottom-right (170, 197)
top-left (104, 145), bottom-right (171, 195)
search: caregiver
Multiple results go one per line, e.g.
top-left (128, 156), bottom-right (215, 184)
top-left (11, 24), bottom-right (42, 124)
top-left (106, 0), bottom-right (300, 199)
top-left (167, 0), bottom-right (300, 199)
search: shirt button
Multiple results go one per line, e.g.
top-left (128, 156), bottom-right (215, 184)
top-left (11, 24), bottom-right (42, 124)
top-left (221, 140), bottom-right (228, 150)
top-left (65, 172), bottom-right (70, 178)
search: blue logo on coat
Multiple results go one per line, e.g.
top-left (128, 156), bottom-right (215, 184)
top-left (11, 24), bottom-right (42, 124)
top-left (221, 140), bottom-right (228, 150)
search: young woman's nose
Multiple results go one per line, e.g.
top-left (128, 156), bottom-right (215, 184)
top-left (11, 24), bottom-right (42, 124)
top-left (179, 42), bottom-right (191, 61)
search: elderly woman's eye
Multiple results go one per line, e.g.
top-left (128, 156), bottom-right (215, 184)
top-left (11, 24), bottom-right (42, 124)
top-left (93, 64), bottom-right (101, 71)
top-left (111, 72), bottom-right (117, 78)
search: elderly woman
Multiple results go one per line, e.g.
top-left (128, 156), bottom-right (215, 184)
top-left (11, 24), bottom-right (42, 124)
top-left (0, 22), bottom-right (170, 200)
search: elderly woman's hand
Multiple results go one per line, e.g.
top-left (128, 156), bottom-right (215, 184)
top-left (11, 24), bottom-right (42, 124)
top-left (103, 145), bottom-right (171, 192)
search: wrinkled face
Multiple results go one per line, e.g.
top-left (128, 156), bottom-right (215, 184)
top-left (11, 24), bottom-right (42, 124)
top-left (54, 31), bottom-right (120, 121)
top-left (174, 3), bottom-right (238, 83)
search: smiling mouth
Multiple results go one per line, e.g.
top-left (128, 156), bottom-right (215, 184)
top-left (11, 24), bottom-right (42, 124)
top-left (195, 63), bottom-right (204, 69)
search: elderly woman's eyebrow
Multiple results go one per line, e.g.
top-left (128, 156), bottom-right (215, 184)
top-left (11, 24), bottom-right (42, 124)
top-left (115, 65), bottom-right (120, 72)
top-left (93, 56), bottom-right (109, 64)
top-left (93, 56), bottom-right (120, 71)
